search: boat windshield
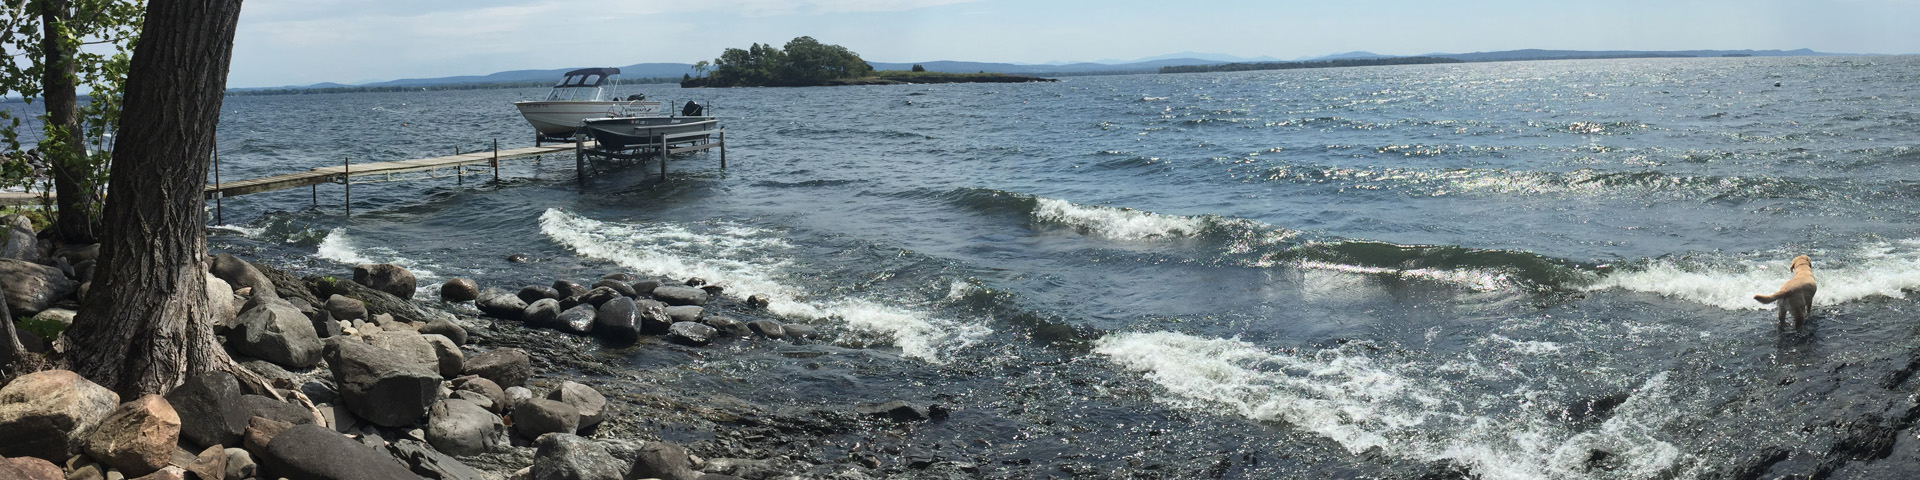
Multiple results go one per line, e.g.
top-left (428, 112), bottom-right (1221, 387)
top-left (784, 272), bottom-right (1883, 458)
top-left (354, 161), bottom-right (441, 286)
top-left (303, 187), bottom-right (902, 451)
top-left (544, 71), bottom-right (618, 102)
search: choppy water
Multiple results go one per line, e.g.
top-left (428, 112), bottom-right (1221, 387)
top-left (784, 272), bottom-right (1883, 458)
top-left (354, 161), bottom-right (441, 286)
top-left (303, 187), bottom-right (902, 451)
top-left (29, 55), bottom-right (1920, 477)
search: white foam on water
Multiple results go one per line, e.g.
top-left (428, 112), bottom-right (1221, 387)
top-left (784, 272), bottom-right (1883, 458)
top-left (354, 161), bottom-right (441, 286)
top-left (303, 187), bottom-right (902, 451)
top-left (538, 208), bottom-right (986, 363)
top-left (208, 224), bottom-right (264, 237)
top-left (1587, 239), bottom-right (1920, 310)
top-left (1299, 259), bottom-right (1512, 292)
top-left (1094, 331), bottom-right (1692, 480)
top-left (1031, 197), bottom-right (1209, 241)
top-left (312, 228), bottom-right (440, 292)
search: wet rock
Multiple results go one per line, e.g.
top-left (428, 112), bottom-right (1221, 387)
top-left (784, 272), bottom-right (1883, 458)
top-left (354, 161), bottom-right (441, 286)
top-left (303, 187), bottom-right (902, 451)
top-left (745, 294), bottom-right (770, 309)
top-left (580, 287), bottom-right (621, 307)
top-left (701, 316), bottom-right (750, 338)
top-left (546, 382), bottom-right (607, 430)
top-left (855, 400), bottom-right (939, 422)
top-left (507, 254), bottom-right (530, 263)
top-left (306, 274), bottom-right (450, 325)
top-left (553, 281), bottom-right (591, 300)
top-left (209, 253), bottom-right (276, 300)
top-left (746, 320), bottom-right (785, 339)
top-left (523, 298), bottom-right (562, 328)
top-left (427, 398), bottom-right (506, 456)
top-left (0, 370), bottom-right (120, 461)
top-left (386, 439), bottom-right (489, 480)
top-left (663, 306), bottom-right (704, 323)
top-left (636, 299), bottom-right (672, 335)
top-left (239, 395), bottom-right (313, 426)
top-left (518, 285), bottom-right (561, 304)
top-left (698, 285), bottom-right (724, 298)
top-left (224, 448), bottom-right (256, 480)
top-left (420, 317), bottom-right (469, 345)
top-left (630, 279), bottom-right (662, 297)
top-left (322, 294), bottom-right (368, 322)
top-left (627, 441), bottom-right (699, 480)
top-left (183, 444), bottom-right (226, 480)
top-left (556, 304), bottom-right (597, 335)
top-left (0, 258), bottom-right (77, 316)
top-left (164, 371), bottom-right (249, 449)
top-left (82, 395), bottom-right (180, 477)
top-left (243, 415), bottom-right (292, 454)
top-left (682, 278), bottom-right (707, 287)
top-left (260, 424), bottom-right (417, 480)
top-left (477, 288), bottom-right (528, 320)
top-left (781, 323), bottom-right (817, 339)
top-left (650, 286), bottom-right (709, 306)
top-left (513, 399), bottom-right (579, 439)
top-left (440, 278), bottom-right (480, 303)
top-left (228, 301), bottom-right (324, 369)
top-left (0, 455), bottom-right (62, 480)
top-left (592, 296), bottom-right (640, 346)
top-left (353, 263), bottom-right (418, 300)
top-left (590, 279), bottom-right (635, 298)
top-left (325, 337), bottom-right (439, 427)
top-left (667, 322), bottom-right (717, 346)
top-left (452, 376), bottom-right (509, 414)
top-left (463, 348), bottom-right (533, 388)
top-left (533, 433), bottom-right (622, 480)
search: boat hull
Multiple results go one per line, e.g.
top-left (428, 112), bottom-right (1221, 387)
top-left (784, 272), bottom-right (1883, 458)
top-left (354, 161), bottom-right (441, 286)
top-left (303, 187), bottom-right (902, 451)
top-left (514, 101), bottom-right (662, 137)
top-left (582, 117), bottom-right (718, 151)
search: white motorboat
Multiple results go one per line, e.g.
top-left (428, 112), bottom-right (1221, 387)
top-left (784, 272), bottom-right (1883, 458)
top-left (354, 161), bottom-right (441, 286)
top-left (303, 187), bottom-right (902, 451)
top-left (513, 67), bottom-right (661, 141)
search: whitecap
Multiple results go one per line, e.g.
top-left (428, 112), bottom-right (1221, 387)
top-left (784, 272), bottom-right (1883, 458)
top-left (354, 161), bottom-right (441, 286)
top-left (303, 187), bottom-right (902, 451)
top-left (1587, 239), bottom-right (1920, 309)
top-left (1031, 196), bottom-right (1207, 240)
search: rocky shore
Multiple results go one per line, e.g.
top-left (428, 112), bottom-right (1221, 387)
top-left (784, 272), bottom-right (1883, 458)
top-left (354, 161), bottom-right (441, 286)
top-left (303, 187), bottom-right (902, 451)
top-left (0, 214), bottom-right (968, 480)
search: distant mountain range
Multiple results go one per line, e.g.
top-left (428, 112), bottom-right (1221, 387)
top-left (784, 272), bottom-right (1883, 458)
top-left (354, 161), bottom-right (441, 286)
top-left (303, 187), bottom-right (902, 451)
top-left (249, 48), bottom-right (1862, 90)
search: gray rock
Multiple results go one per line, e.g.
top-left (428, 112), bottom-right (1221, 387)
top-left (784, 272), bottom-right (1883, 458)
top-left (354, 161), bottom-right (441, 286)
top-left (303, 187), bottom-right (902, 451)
top-left (205, 274), bottom-right (239, 331)
top-left (209, 253), bottom-right (276, 300)
top-left (164, 371), bottom-right (249, 449)
top-left (368, 331), bottom-right (463, 378)
top-left (462, 348), bottom-right (532, 388)
top-left (599, 273), bottom-right (635, 283)
top-left (580, 287), bottom-right (621, 307)
top-left (545, 382), bottom-right (607, 430)
top-left (450, 390), bottom-right (494, 412)
top-left (518, 285), bottom-right (561, 304)
top-left (325, 337), bottom-right (439, 427)
top-left (629, 279), bottom-right (662, 297)
top-left (667, 322), bottom-right (717, 347)
top-left (745, 320), bottom-right (785, 339)
top-left (636, 299), bottom-right (672, 335)
top-left (663, 306), bottom-right (704, 323)
top-left (53, 242), bottom-right (99, 265)
top-left (701, 316), bottom-right (750, 338)
top-left (309, 310), bottom-right (342, 338)
top-left (227, 301), bottom-right (323, 369)
top-left (627, 441), bottom-right (699, 480)
top-left (0, 370), bottom-right (120, 462)
top-left (855, 400), bottom-right (939, 422)
top-left (451, 376), bottom-right (508, 414)
top-left (512, 399), bottom-right (579, 439)
top-left (306, 274), bottom-right (448, 325)
top-left (476, 288), bottom-right (528, 320)
top-left (224, 447), bottom-right (256, 480)
top-left (260, 424), bottom-right (417, 480)
top-left (321, 294), bottom-right (368, 322)
top-left (0, 258), bottom-right (77, 316)
top-left (426, 399), bottom-right (505, 456)
top-left (592, 296), bottom-right (640, 346)
top-left (555, 304), bottom-right (596, 335)
top-left (590, 279), bottom-right (636, 298)
top-left (523, 298), bottom-right (562, 328)
top-left (420, 318), bottom-right (469, 345)
top-left (505, 386), bottom-right (535, 408)
top-left (239, 395), bottom-right (314, 426)
top-left (425, 334), bottom-right (465, 379)
top-left (386, 439), bottom-right (490, 480)
top-left (552, 280), bottom-right (590, 300)
top-left (353, 263), bottom-right (418, 300)
top-left (649, 286), bottom-right (709, 306)
top-left (532, 434), bottom-right (621, 480)
top-left (745, 294), bottom-right (770, 309)
top-left (0, 215), bottom-right (36, 261)
top-left (781, 323), bottom-right (818, 339)
top-left (440, 278), bottom-right (480, 303)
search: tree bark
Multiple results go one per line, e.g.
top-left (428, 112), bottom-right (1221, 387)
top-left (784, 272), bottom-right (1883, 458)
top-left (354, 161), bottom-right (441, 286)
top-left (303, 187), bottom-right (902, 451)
top-left (39, 0), bottom-right (101, 244)
top-left (63, 0), bottom-right (246, 398)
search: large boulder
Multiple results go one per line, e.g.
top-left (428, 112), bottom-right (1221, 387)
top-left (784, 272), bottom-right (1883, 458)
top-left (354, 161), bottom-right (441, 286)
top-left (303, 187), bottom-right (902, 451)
top-left (532, 434), bottom-right (622, 480)
top-left (636, 299), bottom-right (672, 335)
top-left (239, 395), bottom-right (315, 426)
top-left (81, 395), bottom-right (181, 477)
top-left (649, 285), bottom-right (709, 306)
top-left (209, 253), bottom-right (276, 300)
top-left (425, 399), bottom-right (505, 456)
top-left (523, 298), bottom-right (562, 328)
top-left (322, 294), bottom-right (368, 322)
top-left (367, 331), bottom-right (463, 378)
top-left (353, 263), bottom-right (418, 300)
top-left (440, 278), bottom-right (480, 303)
top-left (419, 317), bottom-right (469, 345)
top-left (511, 399), bottom-right (578, 439)
top-left (306, 274), bottom-right (447, 325)
top-left (205, 273), bottom-right (240, 330)
top-left (555, 304), bottom-right (596, 335)
top-left (325, 337), bottom-right (439, 427)
top-left (476, 288), bottom-right (527, 320)
top-left (0, 258), bottom-right (77, 316)
top-left (627, 441), bottom-right (700, 480)
top-left (164, 371), bottom-right (249, 450)
top-left (592, 296), bottom-right (640, 346)
top-left (452, 376), bottom-right (508, 414)
top-left (250, 263), bottom-right (322, 308)
top-left (0, 370), bottom-right (119, 461)
top-left (546, 382), bottom-right (607, 430)
top-left (462, 348), bottom-right (532, 388)
top-left (226, 301), bottom-right (323, 368)
top-left (386, 440), bottom-right (490, 480)
top-left (260, 424), bottom-right (417, 480)
top-left (0, 215), bottom-right (35, 261)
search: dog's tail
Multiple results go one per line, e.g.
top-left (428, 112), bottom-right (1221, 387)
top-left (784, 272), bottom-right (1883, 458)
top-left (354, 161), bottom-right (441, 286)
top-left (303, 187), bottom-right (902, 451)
top-left (1754, 293), bottom-right (1778, 304)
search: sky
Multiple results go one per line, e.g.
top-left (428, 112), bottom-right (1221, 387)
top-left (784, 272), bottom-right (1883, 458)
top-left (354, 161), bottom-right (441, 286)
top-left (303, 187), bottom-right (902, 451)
top-left (228, 0), bottom-right (1920, 88)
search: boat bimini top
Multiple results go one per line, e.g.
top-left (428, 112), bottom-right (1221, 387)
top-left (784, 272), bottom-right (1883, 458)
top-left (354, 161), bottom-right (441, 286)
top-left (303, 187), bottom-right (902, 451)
top-left (546, 67), bottom-right (622, 101)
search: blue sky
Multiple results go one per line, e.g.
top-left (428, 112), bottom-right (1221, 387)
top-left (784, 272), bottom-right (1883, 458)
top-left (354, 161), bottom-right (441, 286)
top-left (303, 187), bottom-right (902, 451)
top-left (228, 0), bottom-right (1920, 87)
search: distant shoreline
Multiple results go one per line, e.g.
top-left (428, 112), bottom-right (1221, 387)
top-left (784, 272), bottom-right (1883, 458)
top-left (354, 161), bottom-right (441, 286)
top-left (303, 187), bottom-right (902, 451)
top-left (680, 71), bottom-right (1056, 88)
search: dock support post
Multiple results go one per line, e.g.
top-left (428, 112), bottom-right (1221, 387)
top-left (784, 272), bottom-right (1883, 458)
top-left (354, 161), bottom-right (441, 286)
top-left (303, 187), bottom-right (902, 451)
top-left (213, 141), bottom-right (223, 224)
top-left (343, 157), bottom-right (351, 217)
top-left (574, 134), bottom-right (586, 183)
top-left (658, 135), bottom-right (667, 179)
top-left (492, 139), bottom-right (499, 182)
top-left (719, 129), bottom-right (727, 169)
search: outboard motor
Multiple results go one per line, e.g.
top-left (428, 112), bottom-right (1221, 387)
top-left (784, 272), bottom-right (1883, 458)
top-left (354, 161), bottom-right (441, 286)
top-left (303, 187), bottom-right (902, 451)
top-left (681, 100), bottom-right (704, 117)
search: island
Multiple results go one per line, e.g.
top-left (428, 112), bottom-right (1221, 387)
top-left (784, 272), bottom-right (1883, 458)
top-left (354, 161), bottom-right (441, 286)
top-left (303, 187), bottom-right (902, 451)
top-left (680, 36), bottom-right (1054, 88)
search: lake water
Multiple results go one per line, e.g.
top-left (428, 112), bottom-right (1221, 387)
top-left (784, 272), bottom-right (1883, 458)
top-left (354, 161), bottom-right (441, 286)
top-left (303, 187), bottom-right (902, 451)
top-left (55, 55), bottom-right (1920, 477)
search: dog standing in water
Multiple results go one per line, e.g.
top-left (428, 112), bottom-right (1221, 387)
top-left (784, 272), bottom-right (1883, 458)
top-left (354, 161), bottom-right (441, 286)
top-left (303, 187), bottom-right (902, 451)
top-left (1754, 255), bottom-right (1818, 328)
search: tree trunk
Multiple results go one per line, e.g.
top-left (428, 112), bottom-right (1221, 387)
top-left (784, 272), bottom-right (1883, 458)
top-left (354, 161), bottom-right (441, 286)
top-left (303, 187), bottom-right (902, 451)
top-left (63, 0), bottom-right (246, 398)
top-left (39, 0), bottom-right (101, 244)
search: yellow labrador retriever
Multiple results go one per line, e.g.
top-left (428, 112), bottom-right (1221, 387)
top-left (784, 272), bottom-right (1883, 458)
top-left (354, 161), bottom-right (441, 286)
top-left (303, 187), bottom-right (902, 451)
top-left (1753, 255), bottom-right (1817, 327)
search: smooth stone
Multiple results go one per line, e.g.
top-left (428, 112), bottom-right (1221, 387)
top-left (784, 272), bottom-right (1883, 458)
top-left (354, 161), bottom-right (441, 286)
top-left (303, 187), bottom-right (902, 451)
top-left (629, 279), bottom-right (662, 297)
top-left (0, 370), bottom-right (120, 462)
top-left (589, 279), bottom-right (635, 298)
top-left (419, 317), bottom-right (469, 345)
top-left (209, 253), bottom-right (276, 300)
top-left (667, 322), bottom-right (716, 347)
top-left (242, 416), bottom-right (292, 455)
top-left (745, 320), bottom-right (785, 339)
top-left (426, 399), bottom-right (506, 456)
top-left (476, 288), bottom-right (528, 320)
top-left (627, 441), bottom-right (699, 480)
top-left (781, 323), bottom-right (818, 339)
top-left (662, 306), bottom-right (703, 323)
top-left (505, 387), bottom-right (534, 408)
top-left (531, 434), bottom-right (621, 480)
top-left (551, 280), bottom-right (590, 300)
top-left (321, 294), bottom-right (368, 322)
top-left (451, 376), bottom-right (508, 414)
top-left (579, 287), bottom-right (621, 307)
top-left (462, 348), bottom-right (532, 388)
top-left (545, 382), bottom-right (607, 430)
top-left (0, 258), bottom-right (78, 316)
top-left (238, 395), bottom-right (313, 426)
top-left (260, 424), bottom-right (417, 480)
top-left (555, 304), bottom-right (596, 335)
top-left (517, 285), bottom-right (560, 304)
top-left (635, 299), bottom-right (671, 335)
top-left (163, 371), bottom-right (249, 450)
top-left (701, 316), bottom-right (750, 338)
top-left (649, 285), bottom-right (709, 306)
top-left (385, 440), bottom-right (490, 480)
top-left (512, 399), bottom-right (579, 439)
top-left (744, 294), bottom-right (770, 309)
top-left (82, 395), bottom-right (180, 477)
top-left (227, 301), bottom-right (323, 369)
top-left (224, 448), bottom-right (256, 480)
top-left (523, 298), bottom-right (562, 328)
top-left (598, 273), bottom-right (635, 283)
top-left (440, 278), bottom-right (480, 302)
top-left (352, 263), bottom-right (418, 300)
top-left (204, 274), bottom-right (238, 330)
top-left (324, 337), bottom-right (439, 427)
top-left (450, 390), bottom-right (494, 412)
top-left (591, 296), bottom-right (640, 346)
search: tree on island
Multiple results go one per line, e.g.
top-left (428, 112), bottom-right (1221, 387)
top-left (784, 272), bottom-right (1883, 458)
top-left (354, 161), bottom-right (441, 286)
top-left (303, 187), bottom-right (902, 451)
top-left (0, 0), bottom-right (144, 244)
top-left (59, 0), bottom-right (255, 397)
top-left (689, 36), bottom-right (875, 87)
